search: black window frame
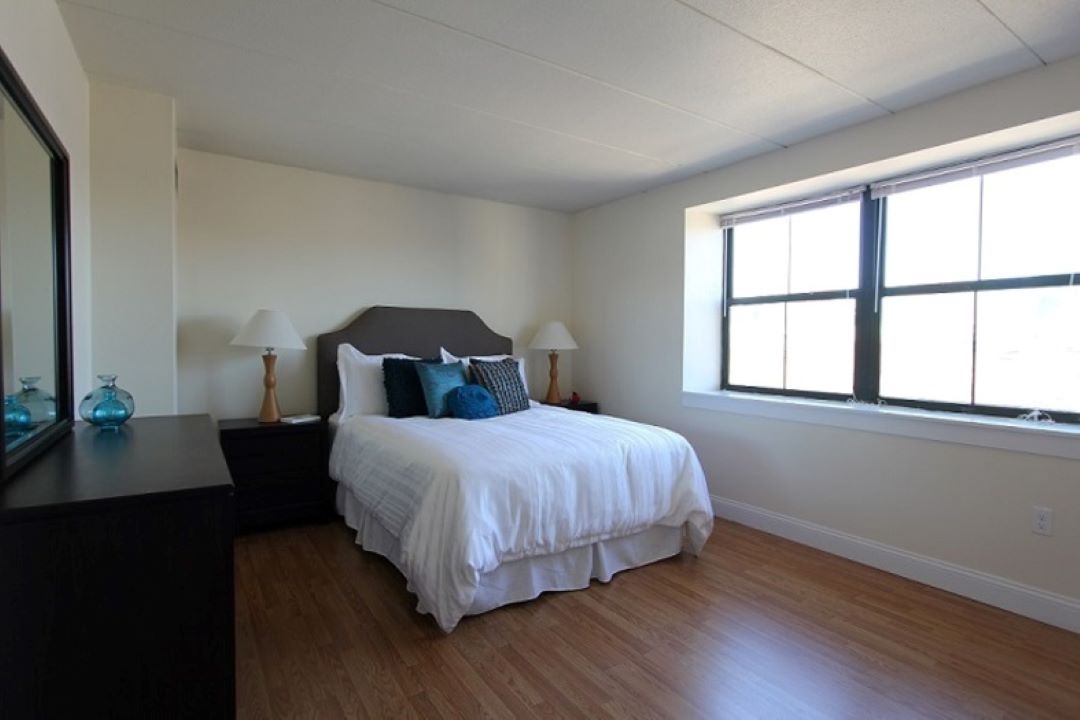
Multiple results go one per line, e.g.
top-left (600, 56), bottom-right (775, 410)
top-left (720, 154), bottom-right (1080, 425)
top-left (720, 190), bottom-right (869, 403)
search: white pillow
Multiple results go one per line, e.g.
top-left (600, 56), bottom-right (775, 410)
top-left (440, 347), bottom-right (528, 392)
top-left (337, 344), bottom-right (413, 418)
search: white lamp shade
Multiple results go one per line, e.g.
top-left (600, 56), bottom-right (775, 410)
top-left (528, 321), bottom-right (578, 351)
top-left (230, 309), bottom-right (306, 350)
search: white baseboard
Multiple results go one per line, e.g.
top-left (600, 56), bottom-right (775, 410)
top-left (711, 495), bottom-right (1080, 634)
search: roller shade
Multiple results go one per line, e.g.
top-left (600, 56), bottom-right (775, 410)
top-left (717, 187), bottom-right (864, 228)
top-left (871, 135), bottom-right (1080, 199)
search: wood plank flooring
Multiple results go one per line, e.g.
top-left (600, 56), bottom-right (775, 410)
top-left (235, 520), bottom-right (1080, 719)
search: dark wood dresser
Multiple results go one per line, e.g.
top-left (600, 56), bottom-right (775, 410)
top-left (0, 415), bottom-right (235, 719)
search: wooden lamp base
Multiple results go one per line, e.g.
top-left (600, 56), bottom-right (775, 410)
top-left (544, 351), bottom-right (562, 404)
top-left (258, 351), bottom-right (282, 423)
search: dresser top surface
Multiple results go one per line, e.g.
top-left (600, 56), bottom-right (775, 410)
top-left (1, 415), bottom-right (233, 520)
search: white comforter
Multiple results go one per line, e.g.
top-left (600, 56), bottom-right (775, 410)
top-left (329, 404), bottom-right (713, 631)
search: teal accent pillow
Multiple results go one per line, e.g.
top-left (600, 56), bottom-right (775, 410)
top-left (416, 361), bottom-right (468, 418)
top-left (447, 384), bottom-right (499, 420)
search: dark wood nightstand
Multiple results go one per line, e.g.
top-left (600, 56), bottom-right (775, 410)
top-left (219, 418), bottom-right (331, 532)
top-left (555, 400), bottom-right (600, 414)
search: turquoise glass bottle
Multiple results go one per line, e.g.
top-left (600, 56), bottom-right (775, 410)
top-left (79, 374), bottom-right (135, 430)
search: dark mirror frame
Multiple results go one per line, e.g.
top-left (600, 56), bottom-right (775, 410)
top-left (0, 43), bottom-right (74, 483)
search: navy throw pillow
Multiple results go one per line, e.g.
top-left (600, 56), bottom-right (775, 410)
top-left (383, 357), bottom-right (439, 418)
top-left (447, 384), bottom-right (499, 420)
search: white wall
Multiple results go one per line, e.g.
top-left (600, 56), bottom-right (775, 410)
top-left (89, 80), bottom-right (176, 415)
top-left (572, 56), bottom-right (1080, 602)
top-left (0, 0), bottom-right (91, 403)
top-left (176, 149), bottom-right (573, 420)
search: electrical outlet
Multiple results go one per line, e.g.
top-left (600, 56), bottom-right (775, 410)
top-left (1032, 506), bottom-right (1053, 536)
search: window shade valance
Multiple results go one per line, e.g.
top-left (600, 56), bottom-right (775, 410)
top-left (870, 135), bottom-right (1080, 198)
top-left (717, 187), bottom-right (864, 228)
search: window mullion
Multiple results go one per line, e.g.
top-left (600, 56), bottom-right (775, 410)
top-left (853, 189), bottom-right (882, 401)
top-left (970, 176), bottom-right (985, 406)
top-left (782, 218), bottom-right (792, 390)
top-left (720, 227), bottom-right (733, 390)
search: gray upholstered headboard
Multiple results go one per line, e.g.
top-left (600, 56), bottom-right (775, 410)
top-left (316, 306), bottom-right (513, 418)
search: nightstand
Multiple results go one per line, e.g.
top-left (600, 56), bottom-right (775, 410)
top-left (555, 400), bottom-right (599, 414)
top-left (219, 418), bottom-right (331, 532)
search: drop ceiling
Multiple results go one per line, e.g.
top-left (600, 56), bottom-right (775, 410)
top-left (58, 0), bottom-right (1080, 211)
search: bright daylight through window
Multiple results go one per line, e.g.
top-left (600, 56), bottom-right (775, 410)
top-left (721, 138), bottom-right (1080, 423)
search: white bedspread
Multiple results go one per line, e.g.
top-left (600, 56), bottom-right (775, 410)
top-left (329, 405), bottom-right (713, 631)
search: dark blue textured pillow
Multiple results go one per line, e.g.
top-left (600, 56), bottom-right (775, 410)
top-left (383, 357), bottom-right (439, 418)
top-left (416, 361), bottom-right (468, 418)
top-left (447, 384), bottom-right (499, 420)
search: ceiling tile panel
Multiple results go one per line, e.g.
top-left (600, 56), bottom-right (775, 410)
top-left (64, 0), bottom-right (698, 210)
top-left (319, 79), bottom-right (777, 187)
top-left (60, 0), bottom-right (359, 70)
top-left (64, 0), bottom-right (772, 173)
top-left (59, 2), bottom-right (333, 111)
top-left (60, 1), bottom-right (688, 209)
top-left (178, 99), bottom-right (672, 210)
top-left (681, 0), bottom-right (1042, 110)
top-left (327, 2), bottom-right (768, 166)
top-left (371, 0), bottom-right (886, 144)
top-left (979, 0), bottom-right (1080, 63)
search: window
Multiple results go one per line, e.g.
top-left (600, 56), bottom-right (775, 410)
top-left (721, 137), bottom-right (1080, 423)
top-left (723, 198), bottom-right (861, 398)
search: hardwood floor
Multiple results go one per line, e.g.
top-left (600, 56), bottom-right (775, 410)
top-left (235, 520), bottom-right (1080, 719)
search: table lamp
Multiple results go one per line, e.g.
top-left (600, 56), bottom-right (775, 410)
top-left (231, 309), bottom-right (306, 423)
top-left (529, 321), bottom-right (578, 404)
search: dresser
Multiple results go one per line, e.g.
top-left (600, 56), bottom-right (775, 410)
top-left (0, 415), bottom-right (236, 719)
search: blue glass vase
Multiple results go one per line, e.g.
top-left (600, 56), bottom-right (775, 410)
top-left (79, 374), bottom-right (135, 430)
top-left (4, 394), bottom-right (33, 437)
top-left (16, 376), bottom-right (56, 425)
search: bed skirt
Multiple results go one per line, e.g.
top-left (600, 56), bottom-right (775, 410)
top-left (335, 483), bottom-right (685, 621)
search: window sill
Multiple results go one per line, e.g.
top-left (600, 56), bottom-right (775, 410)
top-left (682, 390), bottom-right (1080, 461)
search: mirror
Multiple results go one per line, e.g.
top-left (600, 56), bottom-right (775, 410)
top-left (0, 45), bottom-right (73, 480)
top-left (1, 93), bottom-right (58, 451)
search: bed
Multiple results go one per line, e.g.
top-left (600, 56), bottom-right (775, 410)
top-left (318, 306), bottom-right (714, 632)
